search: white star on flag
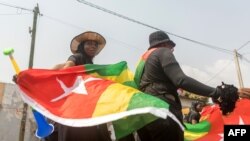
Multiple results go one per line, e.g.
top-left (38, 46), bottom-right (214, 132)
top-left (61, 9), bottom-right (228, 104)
top-left (51, 76), bottom-right (101, 102)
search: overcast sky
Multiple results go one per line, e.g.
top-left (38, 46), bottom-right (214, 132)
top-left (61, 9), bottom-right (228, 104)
top-left (1, 0), bottom-right (250, 88)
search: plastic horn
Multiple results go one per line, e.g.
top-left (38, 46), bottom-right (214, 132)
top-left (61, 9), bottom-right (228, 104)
top-left (33, 109), bottom-right (54, 138)
top-left (3, 48), bottom-right (20, 74)
top-left (3, 48), bottom-right (54, 138)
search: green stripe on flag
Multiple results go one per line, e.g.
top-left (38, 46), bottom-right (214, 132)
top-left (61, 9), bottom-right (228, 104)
top-left (184, 121), bottom-right (210, 133)
top-left (85, 61), bottom-right (128, 76)
top-left (184, 121), bottom-right (211, 141)
top-left (85, 61), bottom-right (136, 86)
top-left (123, 81), bottom-right (137, 89)
top-left (128, 92), bottom-right (169, 109)
top-left (134, 60), bottom-right (145, 87)
top-left (113, 113), bottom-right (157, 139)
top-left (113, 92), bottom-right (169, 139)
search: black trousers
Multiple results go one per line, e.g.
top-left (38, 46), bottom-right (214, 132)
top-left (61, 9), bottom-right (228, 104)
top-left (53, 124), bottom-right (111, 141)
top-left (45, 122), bottom-right (111, 141)
top-left (137, 118), bottom-right (184, 141)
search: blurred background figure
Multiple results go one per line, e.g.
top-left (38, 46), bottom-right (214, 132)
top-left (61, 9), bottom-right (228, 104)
top-left (185, 101), bottom-right (204, 124)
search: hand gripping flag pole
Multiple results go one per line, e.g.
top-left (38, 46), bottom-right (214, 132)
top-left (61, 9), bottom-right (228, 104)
top-left (3, 48), bottom-right (54, 139)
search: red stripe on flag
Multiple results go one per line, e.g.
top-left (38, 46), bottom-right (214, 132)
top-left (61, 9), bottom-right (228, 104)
top-left (18, 68), bottom-right (114, 118)
top-left (58, 78), bottom-right (113, 118)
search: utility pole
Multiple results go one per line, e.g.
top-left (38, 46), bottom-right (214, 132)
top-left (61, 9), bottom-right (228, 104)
top-left (234, 49), bottom-right (244, 88)
top-left (19, 4), bottom-right (40, 141)
top-left (28, 4), bottom-right (40, 68)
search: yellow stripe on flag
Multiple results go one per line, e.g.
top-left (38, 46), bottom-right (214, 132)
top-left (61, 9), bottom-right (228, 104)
top-left (90, 70), bottom-right (134, 83)
top-left (184, 130), bottom-right (208, 141)
top-left (93, 83), bottom-right (139, 117)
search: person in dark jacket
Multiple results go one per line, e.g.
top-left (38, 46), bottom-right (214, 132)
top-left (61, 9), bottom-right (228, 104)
top-left (50, 31), bottom-right (112, 141)
top-left (136, 30), bottom-right (240, 141)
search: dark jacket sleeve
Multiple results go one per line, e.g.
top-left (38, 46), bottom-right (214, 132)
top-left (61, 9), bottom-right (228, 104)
top-left (68, 53), bottom-right (83, 66)
top-left (158, 48), bottom-right (221, 99)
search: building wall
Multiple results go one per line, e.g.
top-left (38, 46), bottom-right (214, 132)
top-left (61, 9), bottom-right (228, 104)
top-left (0, 82), bottom-right (39, 141)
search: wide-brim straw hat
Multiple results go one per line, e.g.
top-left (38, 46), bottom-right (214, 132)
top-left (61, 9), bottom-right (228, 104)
top-left (70, 31), bottom-right (106, 54)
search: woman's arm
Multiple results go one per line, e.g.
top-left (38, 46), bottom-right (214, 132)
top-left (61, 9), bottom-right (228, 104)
top-left (51, 61), bottom-right (75, 70)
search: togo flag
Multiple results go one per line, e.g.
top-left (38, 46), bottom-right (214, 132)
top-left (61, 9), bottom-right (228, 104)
top-left (16, 61), bottom-right (183, 139)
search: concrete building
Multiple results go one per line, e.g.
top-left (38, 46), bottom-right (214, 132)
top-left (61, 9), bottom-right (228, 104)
top-left (0, 82), bottom-right (39, 141)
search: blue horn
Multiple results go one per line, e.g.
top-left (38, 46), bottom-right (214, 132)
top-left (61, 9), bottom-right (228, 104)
top-left (32, 109), bottom-right (54, 139)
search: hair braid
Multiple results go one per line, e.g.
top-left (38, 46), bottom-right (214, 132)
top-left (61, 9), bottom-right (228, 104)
top-left (215, 82), bottom-right (239, 115)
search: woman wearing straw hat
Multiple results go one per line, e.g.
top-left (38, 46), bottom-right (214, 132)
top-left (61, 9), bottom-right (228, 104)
top-left (51, 31), bottom-right (111, 141)
top-left (53, 31), bottom-right (106, 69)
